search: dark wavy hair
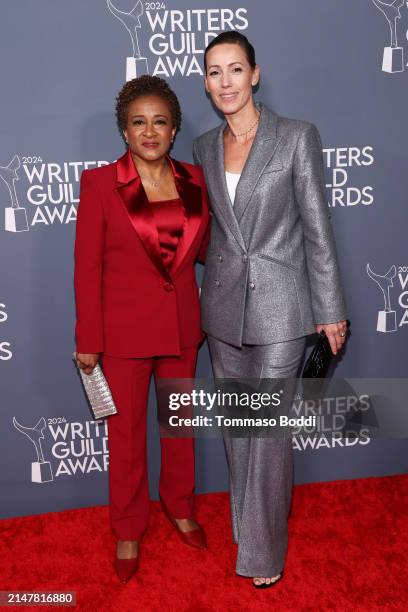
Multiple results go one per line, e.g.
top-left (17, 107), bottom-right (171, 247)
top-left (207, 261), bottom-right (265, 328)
top-left (204, 31), bottom-right (256, 72)
top-left (115, 75), bottom-right (182, 136)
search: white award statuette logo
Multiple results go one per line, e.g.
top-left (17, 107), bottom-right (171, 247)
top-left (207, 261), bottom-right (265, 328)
top-left (13, 417), bottom-right (54, 483)
top-left (107, 0), bottom-right (149, 80)
top-left (367, 264), bottom-right (397, 332)
top-left (0, 155), bottom-right (29, 232)
top-left (372, 0), bottom-right (405, 72)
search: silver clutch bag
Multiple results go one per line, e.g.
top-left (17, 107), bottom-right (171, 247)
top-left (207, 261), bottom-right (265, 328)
top-left (73, 354), bottom-right (117, 419)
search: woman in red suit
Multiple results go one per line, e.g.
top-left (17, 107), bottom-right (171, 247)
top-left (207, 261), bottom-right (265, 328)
top-left (74, 76), bottom-right (209, 583)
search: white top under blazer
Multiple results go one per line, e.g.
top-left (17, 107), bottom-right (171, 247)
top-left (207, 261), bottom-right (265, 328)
top-left (225, 171), bottom-right (241, 206)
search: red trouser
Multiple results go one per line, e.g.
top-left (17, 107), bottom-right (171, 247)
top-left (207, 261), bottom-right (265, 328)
top-left (103, 347), bottom-right (198, 540)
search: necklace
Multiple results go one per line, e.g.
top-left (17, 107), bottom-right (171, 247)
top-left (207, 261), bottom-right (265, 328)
top-left (229, 111), bottom-right (260, 139)
top-left (139, 161), bottom-right (169, 188)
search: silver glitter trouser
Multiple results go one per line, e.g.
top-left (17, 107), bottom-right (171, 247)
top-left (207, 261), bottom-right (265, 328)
top-left (207, 335), bottom-right (306, 577)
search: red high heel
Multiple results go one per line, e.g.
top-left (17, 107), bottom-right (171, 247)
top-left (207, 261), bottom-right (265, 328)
top-left (161, 500), bottom-right (207, 550)
top-left (114, 547), bottom-right (139, 583)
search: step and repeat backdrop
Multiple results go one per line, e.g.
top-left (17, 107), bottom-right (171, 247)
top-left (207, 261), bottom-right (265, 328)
top-left (1, 1), bottom-right (407, 518)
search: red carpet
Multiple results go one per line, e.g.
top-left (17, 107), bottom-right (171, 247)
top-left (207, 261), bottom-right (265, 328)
top-left (1, 475), bottom-right (408, 611)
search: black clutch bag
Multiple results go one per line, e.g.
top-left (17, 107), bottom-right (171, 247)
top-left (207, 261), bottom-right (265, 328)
top-left (302, 330), bottom-right (333, 379)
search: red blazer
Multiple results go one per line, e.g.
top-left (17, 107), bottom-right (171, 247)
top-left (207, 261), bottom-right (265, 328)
top-left (74, 150), bottom-right (210, 358)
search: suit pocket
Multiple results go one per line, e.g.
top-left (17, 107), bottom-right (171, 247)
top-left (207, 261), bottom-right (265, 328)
top-left (257, 253), bottom-right (298, 271)
top-left (261, 163), bottom-right (283, 174)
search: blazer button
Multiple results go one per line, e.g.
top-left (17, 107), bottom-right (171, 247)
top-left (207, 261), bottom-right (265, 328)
top-left (163, 282), bottom-right (174, 292)
top-left (249, 282), bottom-right (255, 290)
top-left (218, 254), bottom-right (223, 262)
top-left (215, 279), bottom-right (221, 287)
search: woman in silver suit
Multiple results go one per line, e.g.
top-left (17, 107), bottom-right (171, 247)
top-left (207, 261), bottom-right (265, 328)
top-left (193, 31), bottom-right (347, 588)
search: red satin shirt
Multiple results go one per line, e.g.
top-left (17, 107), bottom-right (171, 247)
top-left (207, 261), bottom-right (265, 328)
top-left (149, 198), bottom-right (184, 270)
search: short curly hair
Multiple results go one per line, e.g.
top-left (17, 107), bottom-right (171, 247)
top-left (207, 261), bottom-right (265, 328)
top-left (115, 75), bottom-right (182, 136)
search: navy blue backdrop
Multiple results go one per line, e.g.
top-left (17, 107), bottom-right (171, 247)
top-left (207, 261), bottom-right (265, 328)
top-left (1, 1), bottom-right (407, 518)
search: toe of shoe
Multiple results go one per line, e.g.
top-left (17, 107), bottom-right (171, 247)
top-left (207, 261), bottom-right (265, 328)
top-left (181, 526), bottom-right (207, 550)
top-left (114, 557), bottom-right (139, 583)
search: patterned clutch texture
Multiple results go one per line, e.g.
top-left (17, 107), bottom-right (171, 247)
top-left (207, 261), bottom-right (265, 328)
top-left (73, 355), bottom-right (117, 419)
top-left (302, 330), bottom-right (333, 379)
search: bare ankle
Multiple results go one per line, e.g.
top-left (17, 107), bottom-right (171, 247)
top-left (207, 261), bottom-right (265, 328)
top-left (116, 540), bottom-right (138, 559)
top-left (174, 518), bottom-right (198, 533)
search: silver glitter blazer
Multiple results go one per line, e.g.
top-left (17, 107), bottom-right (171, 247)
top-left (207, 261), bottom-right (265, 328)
top-left (193, 103), bottom-right (347, 347)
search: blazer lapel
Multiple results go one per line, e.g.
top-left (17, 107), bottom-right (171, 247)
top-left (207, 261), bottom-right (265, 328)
top-left (208, 125), bottom-right (246, 252)
top-left (115, 150), bottom-right (204, 280)
top-left (233, 104), bottom-right (282, 224)
top-left (115, 150), bottom-right (172, 282)
top-left (169, 157), bottom-right (203, 276)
